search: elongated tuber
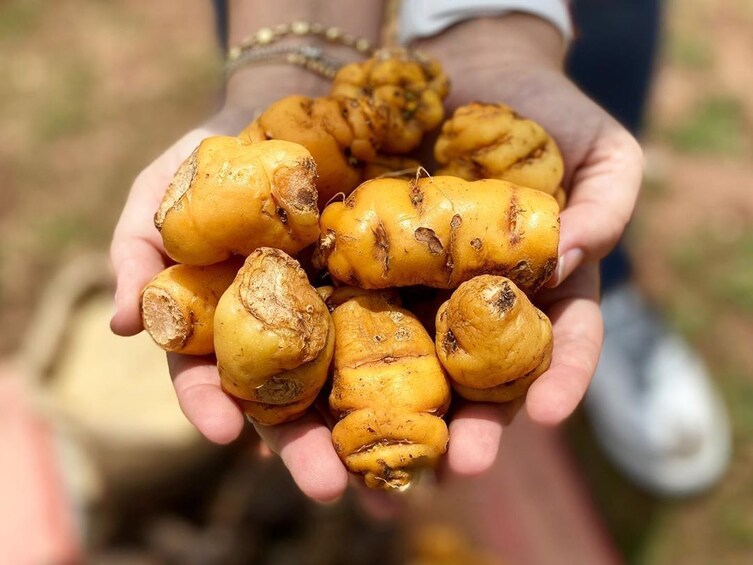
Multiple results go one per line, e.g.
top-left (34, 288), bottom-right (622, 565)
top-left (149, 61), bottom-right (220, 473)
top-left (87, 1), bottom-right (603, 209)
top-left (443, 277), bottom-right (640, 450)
top-left (319, 175), bottom-right (559, 294)
top-left (327, 287), bottom-right (451, 490)
top-left (156, 137), bottom-right (320, 265)
top-left (435, 275), bottom-right (553, 402)
top-left (141, 259), bottom-right (241, 355)
top-left (434, 103), bottom-right (565, 204)
top-left (214, 248), bottom-right (334, 425)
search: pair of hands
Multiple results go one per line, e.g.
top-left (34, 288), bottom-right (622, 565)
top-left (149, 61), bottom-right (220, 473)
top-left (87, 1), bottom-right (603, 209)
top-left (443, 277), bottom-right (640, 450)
top-left (110, 21), bottom-right (643, 503)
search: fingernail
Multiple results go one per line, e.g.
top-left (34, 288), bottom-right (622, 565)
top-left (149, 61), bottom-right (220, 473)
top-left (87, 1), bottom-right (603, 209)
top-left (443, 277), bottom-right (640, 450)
top-left (553, 248), bottom-right (584, 287)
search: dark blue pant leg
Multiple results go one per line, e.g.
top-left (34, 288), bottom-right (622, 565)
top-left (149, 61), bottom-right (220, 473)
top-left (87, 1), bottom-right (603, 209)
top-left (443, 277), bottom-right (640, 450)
top-left (566, 0), bottom-right (662, 291)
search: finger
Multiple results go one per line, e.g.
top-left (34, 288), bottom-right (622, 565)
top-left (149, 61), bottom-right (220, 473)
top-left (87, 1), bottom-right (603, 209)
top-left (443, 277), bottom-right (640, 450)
top-left (254, 412), bottom-right (349, 503)
top-left (110, 234), bottom-right (166, 335)
top-left (109, 166), bottom-right (175, 336)
top-left (552, 123), bottom-right (643, 285)
top-left (109, 127), bottom-right (234, 336)
top-left (168, 353), bottom-right (245, 445)
top-left (445, 399), bottom-right (523, 476)
top-left (446, 403), bottom-right (504, 476)
top-left (527, 266), bottom-right (602, 425)
top-left (354, 482), bottom-right (406, 520)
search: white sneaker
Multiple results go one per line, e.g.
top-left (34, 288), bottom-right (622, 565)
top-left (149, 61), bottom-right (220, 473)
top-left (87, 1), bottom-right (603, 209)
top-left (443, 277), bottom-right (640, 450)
top-left (584, 284), bottom-right (731, 497)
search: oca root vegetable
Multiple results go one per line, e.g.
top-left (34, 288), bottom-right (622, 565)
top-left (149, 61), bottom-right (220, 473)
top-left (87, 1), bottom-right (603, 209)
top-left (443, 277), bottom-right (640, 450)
top-left (319, 176), bottom-right (560, 294)
top-left (331, 48), bottom-right (449, 154)
top-left (214, 248), bottom-right (334, 425)
top-left (435, 275), bottom-right (553, 402)
top-left (240, 95), bottom-right (388, 208)
top-left (155, 137), bottom-right (320, 265)
top-left (327, 288), bottom-right (451, 490)
top-left (434, 103), bottom-right (566, 207)
top-left (140, 259), bottom-right (241, 355)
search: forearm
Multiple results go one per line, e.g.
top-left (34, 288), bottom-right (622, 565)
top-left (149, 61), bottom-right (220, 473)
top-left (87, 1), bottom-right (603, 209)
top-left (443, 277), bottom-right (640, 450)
top-left (414, 14), bottom-right (566, 105)
top-left (225, 0), bottom-right (385, 109)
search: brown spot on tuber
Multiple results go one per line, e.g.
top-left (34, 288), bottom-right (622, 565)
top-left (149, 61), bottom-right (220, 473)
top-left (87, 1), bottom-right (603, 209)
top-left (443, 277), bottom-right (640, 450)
top-left (414, 227), bottom-right (444, 255)
top-left (394, 327), bottom-right (411, 341)
top-left (442, 329), bottom-right (459, 355)
top-left (507, 194), bottom-right (523, 245)
top-left (271, 157), bottom-right (319, 215)
top-left (409, 180), bottom-right (424, 208)
top-left (253, 375), bottom-right (304, 404)
top-left (492, 281), bottom-right (516, 314)
top-left (372, 221), bottom-right (390, 275)
top-left (470, 238), bottom-right (483, 250)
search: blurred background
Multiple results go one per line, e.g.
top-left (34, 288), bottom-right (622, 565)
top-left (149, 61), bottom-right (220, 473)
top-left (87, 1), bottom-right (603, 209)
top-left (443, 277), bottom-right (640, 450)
top-left (1, 0), bottom-right (752, 563)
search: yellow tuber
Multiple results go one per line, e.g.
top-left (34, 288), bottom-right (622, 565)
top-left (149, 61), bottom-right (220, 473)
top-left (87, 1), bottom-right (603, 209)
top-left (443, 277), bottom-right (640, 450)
top-left (140, 259), bottom-right (241, 355)
top-left (319, 175), bottom-right (560, 294)
top-left (155, 137), bottom-right (320, 265)
top-left (435, 275), bottom-right (553, 403)
top-left (239, 95), bottom-right (388, 208)
top-left (214, 248), bottom-right (334, 425)
top-left (327, 287), bottom-right (451, 490)
top-left (332, 48), bottom-right (450, 154)
top-left (434, 103), bottom-right (566, 206)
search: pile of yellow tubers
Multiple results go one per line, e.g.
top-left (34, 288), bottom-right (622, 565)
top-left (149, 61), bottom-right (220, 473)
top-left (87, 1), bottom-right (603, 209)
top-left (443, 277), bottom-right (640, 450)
top-left (141, 48), bottom-right (563, 490)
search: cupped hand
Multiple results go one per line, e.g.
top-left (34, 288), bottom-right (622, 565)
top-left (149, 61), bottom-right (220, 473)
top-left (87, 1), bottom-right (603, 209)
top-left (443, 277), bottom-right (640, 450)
top-left (110, 20), bottom-right (642, 503)
top-left (414, 15), bottom-right (643, 476)
top-left (109, 100), bottom-right (354, 502)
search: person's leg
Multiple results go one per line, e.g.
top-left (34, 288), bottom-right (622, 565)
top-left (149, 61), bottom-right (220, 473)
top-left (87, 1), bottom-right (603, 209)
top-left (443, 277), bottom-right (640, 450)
top-left (566, 0), bottom-right (730, 496)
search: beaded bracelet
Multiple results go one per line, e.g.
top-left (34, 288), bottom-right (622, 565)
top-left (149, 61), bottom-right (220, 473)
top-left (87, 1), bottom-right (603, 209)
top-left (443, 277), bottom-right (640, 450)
top-left (225, 20), bottom-right (375, 79)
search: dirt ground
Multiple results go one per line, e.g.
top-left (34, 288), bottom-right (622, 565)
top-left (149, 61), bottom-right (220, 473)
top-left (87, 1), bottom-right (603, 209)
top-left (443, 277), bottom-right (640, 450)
top-left (1, 0), bottom-right (752, 562)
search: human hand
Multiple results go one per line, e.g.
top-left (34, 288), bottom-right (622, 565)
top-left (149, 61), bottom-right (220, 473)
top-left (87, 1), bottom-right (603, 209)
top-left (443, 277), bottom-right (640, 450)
top-left (412, 14), bottom-right (644, 474)
top-left (109, 66), bottom-right (354, 501)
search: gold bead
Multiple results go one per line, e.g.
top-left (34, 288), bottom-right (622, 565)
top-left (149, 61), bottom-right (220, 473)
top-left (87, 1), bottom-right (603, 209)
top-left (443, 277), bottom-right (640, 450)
top-left (228, 46), bottom-right (241, 61)
top-left (325, 27), bottom-right (342, 41)
top-left (256, 28), bottom-right (274, 44)
top-left (355, 38), bottom-right (371, 53)
top-left (291, 20), bottom-right (310, 35)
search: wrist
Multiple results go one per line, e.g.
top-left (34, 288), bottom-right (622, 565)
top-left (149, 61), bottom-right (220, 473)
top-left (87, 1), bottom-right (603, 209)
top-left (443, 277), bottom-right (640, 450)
top-left (224, 64), bottom-right (329, 113)
top-left (415, 14), bottom-right (566, 84)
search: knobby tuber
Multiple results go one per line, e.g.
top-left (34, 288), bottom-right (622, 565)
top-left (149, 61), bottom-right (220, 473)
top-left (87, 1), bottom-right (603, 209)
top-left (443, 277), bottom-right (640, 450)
top-left (332, 48), bottom-right (449, 154)
top-left (140, 259), bottom-right (241, 355)
top-left (156, 137), bottom-right (320, 265)
top-left (214, 248), bottom-right (334, 425)
top-left (319, 175), bottom-right (560, 294)
top-left (435, 275), bottom-right (553, 402)
top-left (326, 287), bottom-right (451, 490)
top-left (434, 103), bottom-right (566, 207)
top-left (239, 95), bottom-right (388, 208)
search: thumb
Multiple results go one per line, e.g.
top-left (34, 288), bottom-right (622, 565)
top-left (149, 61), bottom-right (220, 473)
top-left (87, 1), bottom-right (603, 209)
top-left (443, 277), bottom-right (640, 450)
top-left (551, 123), bottom-right (643, 285)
